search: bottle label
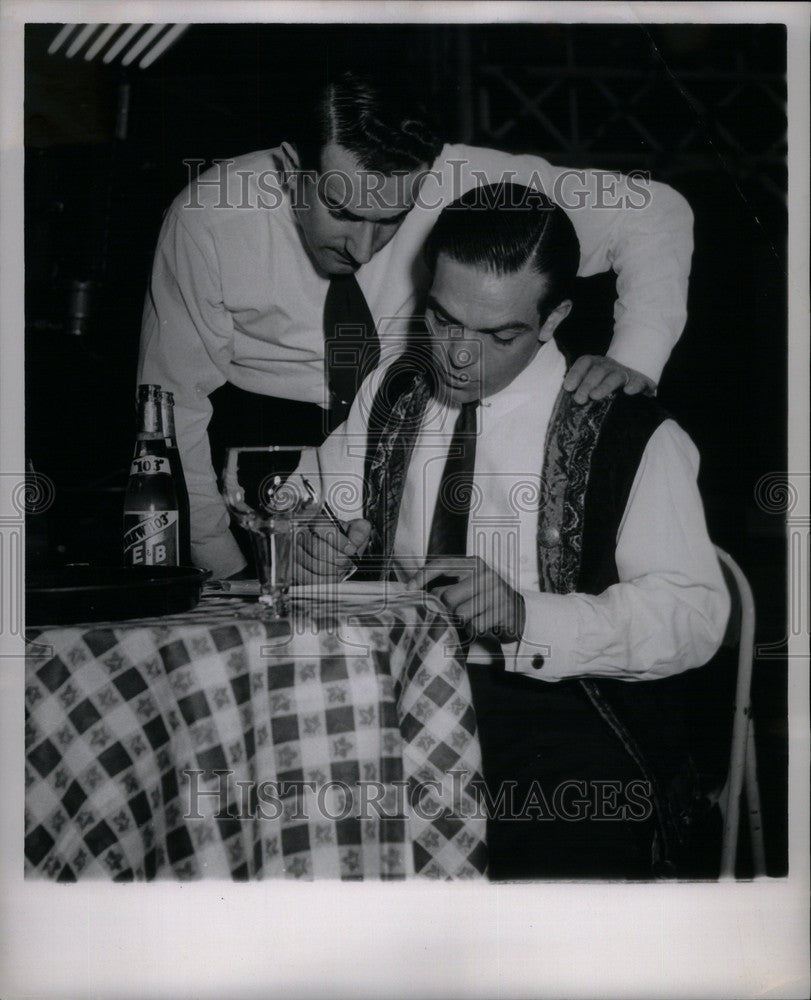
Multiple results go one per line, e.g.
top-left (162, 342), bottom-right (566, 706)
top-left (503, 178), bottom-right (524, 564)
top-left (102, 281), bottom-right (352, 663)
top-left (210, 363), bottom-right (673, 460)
top-left (123, 511), bottom-right (178, 565)
top-left (129, 456), bottom-right (170, 476)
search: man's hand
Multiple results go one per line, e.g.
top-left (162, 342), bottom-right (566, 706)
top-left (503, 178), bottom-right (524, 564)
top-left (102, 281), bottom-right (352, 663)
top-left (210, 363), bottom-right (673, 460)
top-left (294, 517), bottom-right (371, 583)
top-left (563, 355), bottom-right (655, 404)
top-left (407, 556), bottom-right (526, 643)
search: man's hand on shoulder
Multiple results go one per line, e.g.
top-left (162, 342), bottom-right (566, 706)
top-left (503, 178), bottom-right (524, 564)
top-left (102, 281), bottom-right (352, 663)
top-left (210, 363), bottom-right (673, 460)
top-left (407, 556), bottom-right (526, 643)
top-left (563, 355), bottom-right (656, 405)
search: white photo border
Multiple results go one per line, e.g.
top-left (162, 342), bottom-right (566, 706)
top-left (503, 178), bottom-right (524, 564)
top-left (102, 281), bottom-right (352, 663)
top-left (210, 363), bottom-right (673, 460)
top-left (1, 3), bottom-right (808, 998)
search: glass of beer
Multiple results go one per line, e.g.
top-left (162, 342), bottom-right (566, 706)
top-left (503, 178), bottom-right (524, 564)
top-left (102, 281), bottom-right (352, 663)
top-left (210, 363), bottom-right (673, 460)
top-left (220, 446), bottom-right (323, 618)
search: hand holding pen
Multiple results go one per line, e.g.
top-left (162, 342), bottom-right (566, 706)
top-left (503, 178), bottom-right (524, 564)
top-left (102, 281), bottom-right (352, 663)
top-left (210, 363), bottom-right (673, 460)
top-left (298, 477), bottom-right (371, 582)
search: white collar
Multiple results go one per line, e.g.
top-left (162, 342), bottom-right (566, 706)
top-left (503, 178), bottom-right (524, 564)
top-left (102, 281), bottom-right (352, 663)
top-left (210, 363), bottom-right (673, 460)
top-left (478, 338), bottom-right (566, 416)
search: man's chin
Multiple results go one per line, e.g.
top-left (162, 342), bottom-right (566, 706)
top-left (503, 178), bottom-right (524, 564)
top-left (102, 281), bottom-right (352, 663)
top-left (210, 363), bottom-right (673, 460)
top-left (324, 249), bottom-right (358, 275)
top-left (328, 260), bottom-right (357, 275)
top-left (437, 380), bottom-right (481, 407)
top-left (303, 241), bottom-right (356, 277)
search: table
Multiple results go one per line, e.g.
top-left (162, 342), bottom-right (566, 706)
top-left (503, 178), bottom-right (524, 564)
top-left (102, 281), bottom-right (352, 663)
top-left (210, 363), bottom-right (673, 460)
top-left (25, 590), bottom-right (487, 880)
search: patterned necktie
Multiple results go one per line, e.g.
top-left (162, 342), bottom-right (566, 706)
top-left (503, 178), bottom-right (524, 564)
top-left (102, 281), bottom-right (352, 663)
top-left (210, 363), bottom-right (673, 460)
top-left (323, 273), bottom-right (380, 432)
top-left (427, 401), bottom-right (480, 558)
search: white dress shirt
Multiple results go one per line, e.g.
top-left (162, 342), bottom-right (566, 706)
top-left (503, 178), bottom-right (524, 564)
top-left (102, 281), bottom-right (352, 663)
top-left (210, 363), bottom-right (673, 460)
top-left (319, 340), bottom-right (729, 683)
top-left (138, 145), bottom-right (694, 578)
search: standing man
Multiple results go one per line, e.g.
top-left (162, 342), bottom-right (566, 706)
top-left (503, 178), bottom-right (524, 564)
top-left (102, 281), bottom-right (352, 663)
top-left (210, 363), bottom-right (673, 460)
top-left (138, 71), bottom-right (694, 579)
top-left (300, 184), bottom-right (728, 878)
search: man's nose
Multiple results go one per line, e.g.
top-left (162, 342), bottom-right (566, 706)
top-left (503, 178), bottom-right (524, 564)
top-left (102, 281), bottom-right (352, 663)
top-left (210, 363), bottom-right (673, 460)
top-left (346, 222), bottom-right (375, 265)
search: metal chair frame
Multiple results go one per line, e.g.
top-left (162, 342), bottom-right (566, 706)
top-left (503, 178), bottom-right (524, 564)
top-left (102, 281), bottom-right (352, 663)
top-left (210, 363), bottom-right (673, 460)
top-left (715, 546), bottom-right (767, 878)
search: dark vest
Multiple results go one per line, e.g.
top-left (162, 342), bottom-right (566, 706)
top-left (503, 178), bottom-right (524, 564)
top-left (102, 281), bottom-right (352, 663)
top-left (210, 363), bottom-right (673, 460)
top-left (362, 357), bottom-right (702, 874)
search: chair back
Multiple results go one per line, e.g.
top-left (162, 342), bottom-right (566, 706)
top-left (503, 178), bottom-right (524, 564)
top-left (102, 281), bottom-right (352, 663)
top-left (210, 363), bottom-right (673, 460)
top-left (713, 546), bottom-right (763, 877)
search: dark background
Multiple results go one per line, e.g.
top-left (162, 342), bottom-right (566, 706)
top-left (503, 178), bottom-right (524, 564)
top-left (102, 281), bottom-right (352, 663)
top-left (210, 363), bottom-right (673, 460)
top-left (23, 22), bottom-right (788, 875)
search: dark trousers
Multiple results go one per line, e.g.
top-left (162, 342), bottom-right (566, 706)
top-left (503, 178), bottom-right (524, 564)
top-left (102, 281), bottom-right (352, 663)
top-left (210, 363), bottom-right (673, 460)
top-left (468, 663), bottom-right (654, 880)
top-left (207, 382), bottom-right (330, 570)
top-left (207, 381), bottom-right (330, 477)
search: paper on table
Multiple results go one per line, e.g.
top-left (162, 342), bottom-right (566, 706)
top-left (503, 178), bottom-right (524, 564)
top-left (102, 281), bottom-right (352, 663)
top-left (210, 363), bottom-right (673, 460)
top-left (288, 580), bottom-right (410, 602)
top-left (204, 579), bottom-right (419, 605)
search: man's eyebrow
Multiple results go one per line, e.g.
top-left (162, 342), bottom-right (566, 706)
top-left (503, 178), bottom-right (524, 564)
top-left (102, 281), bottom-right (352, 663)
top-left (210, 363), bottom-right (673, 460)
top-left (427, 294), bottom-right (533, 334)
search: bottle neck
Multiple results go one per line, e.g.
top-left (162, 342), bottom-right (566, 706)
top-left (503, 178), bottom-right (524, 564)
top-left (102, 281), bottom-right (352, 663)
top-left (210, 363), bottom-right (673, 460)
top-left (135, 397), bottom-right (164, 440)
top-left (160, 396), bottom-right (178, 446)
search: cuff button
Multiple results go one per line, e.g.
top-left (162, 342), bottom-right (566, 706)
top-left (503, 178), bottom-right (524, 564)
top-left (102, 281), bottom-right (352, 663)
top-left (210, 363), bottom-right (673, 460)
top-left (531, 654), bottom-right (545, 670)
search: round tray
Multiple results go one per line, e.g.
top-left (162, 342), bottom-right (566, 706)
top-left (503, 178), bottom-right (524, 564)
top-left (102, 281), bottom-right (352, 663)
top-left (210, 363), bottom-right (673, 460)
top-left (26, 565), bottom-right (211, 626)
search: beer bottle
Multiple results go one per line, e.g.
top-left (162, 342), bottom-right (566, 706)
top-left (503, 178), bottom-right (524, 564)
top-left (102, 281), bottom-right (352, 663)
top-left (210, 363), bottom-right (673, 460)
top-left (159, 390), bottom-right (192, 565)
top-left (123, 384), bottom-right (180, 566)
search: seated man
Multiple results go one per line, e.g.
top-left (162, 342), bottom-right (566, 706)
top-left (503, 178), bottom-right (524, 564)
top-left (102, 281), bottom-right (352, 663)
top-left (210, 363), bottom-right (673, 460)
top-left (298, 183), bottom-right (730, 879)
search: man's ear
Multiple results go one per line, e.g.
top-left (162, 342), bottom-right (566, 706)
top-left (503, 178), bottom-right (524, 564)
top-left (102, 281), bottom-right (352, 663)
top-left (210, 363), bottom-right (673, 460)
top-left (538, 299), bottom-right (573, 341)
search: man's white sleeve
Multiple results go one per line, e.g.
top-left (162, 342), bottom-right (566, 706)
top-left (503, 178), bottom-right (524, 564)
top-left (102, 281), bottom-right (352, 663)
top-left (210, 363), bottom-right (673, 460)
top-left (138, 207), bottom-right (245, 578)
top-left (507, 420), bottom-right (730, 681)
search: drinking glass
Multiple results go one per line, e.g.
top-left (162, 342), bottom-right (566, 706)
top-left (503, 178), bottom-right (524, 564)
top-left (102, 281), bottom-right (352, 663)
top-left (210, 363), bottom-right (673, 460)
top-left (220, 446), bottom-right (323, 618)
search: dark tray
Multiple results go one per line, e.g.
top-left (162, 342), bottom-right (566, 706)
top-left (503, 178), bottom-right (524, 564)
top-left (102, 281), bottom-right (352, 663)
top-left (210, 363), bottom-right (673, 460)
top-left (26, 565), bottom-right (211, 626)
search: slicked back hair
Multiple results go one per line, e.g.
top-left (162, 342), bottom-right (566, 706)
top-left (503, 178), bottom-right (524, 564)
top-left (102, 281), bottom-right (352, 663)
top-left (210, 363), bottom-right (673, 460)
top-left (293, 71), bottom-right (443, 175)
top-left (423, 183), bottom-right (581, 321)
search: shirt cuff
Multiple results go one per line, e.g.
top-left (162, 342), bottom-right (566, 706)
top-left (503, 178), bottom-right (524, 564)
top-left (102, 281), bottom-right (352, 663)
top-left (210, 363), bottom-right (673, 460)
top-left (191, 531), bottom-right (247, 580)
top-left (606, 326), bottom-right (671, 386)
top-left (503, 591), bottom-right (582, 680)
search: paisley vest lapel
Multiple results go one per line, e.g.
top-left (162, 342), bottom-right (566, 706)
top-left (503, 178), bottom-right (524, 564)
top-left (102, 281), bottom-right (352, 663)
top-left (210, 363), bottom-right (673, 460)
top-left (536, 388), bottom-right (613, 593)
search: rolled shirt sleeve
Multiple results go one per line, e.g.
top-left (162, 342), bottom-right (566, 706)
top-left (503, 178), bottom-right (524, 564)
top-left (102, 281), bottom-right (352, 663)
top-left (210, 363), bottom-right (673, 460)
top-left (601, 181), bottom-right (694, 383)
top-left (507, 420), bottom-right (730, 681)
top-left (138, 206), bottom-right (246, 578)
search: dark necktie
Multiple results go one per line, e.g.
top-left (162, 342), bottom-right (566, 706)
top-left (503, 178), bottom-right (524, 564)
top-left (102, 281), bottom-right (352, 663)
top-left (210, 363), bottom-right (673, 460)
top-left (427, 401), bottom-right (480, 558)
top-left (323, 273), bottom-right (380, 431)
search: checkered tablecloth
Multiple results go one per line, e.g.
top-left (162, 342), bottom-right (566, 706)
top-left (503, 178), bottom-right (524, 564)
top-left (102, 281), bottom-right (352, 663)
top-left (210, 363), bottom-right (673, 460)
top-left (25, 593), bottom-right (487, 880)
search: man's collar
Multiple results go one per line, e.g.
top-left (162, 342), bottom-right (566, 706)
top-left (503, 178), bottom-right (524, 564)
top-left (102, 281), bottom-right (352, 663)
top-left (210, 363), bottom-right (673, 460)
top-left (478, 339), bottom-right (566, 414)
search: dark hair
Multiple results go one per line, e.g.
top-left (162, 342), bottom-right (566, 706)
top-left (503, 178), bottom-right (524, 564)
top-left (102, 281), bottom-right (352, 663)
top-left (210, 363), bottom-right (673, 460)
top-left (292, 71), bottom-right (443, 174)
top-left (423, 183), bottom-right (581, 320)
